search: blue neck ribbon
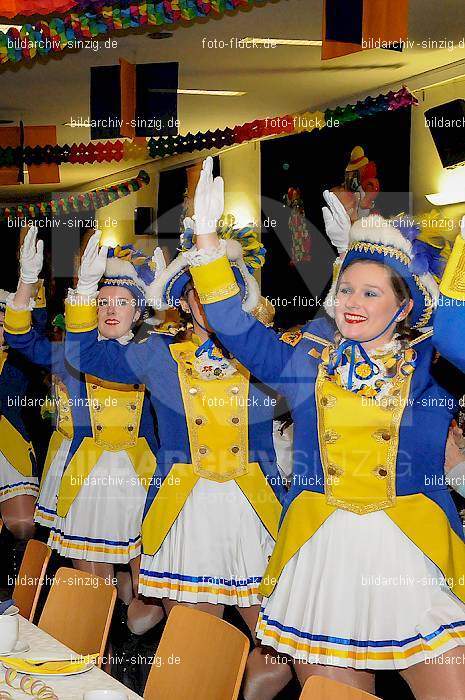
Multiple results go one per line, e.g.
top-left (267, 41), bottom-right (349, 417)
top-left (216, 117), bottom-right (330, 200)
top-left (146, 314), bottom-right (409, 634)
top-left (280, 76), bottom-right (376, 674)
top-left (327, 303), bottom-right (407, 389)
top-left (195, 337), bottom-right (219, 359)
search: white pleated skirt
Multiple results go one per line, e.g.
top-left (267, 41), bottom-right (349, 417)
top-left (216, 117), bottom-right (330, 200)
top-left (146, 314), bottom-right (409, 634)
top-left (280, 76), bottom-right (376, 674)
top-left (139, 477), bottom-right (274, 607)
top-left (34, 437), bottom-right (72, 528)
top-left (0, 452), bottom-right (39, 504)
top-left (257, 509), bottom-right (465, 670)
top-left (48, 449), bottom-right (146, 564)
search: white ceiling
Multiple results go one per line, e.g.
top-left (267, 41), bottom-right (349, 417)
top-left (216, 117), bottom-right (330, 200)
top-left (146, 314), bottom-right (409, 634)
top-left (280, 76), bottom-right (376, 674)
top-left (1, 0), bottom-right (465, 197)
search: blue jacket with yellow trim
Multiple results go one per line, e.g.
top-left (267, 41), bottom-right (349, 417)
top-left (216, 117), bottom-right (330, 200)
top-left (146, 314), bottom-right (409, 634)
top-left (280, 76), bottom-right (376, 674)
top-left (63, 320), bottom-right (286, 550)
top-left (187, 248), bottom-right (465, 599)
top-left (192, 291), bottom-right (459, 521)
top-left (0, 307), bottom-right (48, 477)
top-left (4, 314), bottom-right (159, 501)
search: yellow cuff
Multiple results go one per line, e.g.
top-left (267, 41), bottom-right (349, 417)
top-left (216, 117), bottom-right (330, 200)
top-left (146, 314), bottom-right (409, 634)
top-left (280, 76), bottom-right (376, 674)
top-left (189, 256), bottom-right (240, 304)
top-left (34, 281), bottom-right (46, 309)
top-left (65, 299), bottom-right (98, 332)
top-left (440, 235), bottom-right (465, 301)
top-left (4, 307), bottom-right (32, 335)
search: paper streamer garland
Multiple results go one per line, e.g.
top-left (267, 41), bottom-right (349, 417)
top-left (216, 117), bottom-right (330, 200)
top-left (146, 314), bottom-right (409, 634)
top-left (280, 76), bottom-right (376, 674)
top-left (0, 169), bottom-right (149, 220)
top-left (0, 0), bottom-right (274, 65)
top-left (0, 87), bottom-right (416, 170)
top-left (0, 139), bottom-right (145, 167)
top-left (147, 86), bottom-right (417, 158)
top-left (2, 668), bottom-right (58, 699)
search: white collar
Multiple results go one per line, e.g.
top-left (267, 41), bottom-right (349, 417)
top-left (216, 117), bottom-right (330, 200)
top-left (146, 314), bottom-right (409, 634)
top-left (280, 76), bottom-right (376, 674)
top-left (97, 330), bottom-right (134, 345)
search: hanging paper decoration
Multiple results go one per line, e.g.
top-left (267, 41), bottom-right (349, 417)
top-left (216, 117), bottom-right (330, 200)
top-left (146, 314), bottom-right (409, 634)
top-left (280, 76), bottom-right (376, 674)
top-left (0, 0), bottom-right (76, 18)
top-left (0, 0), bottom-right (273, 65)
top-left (322, 0), bottom-right (408, 60)
top-left (0, 169), bottom-right (149, 220)
top-left (0, 87), bottom-right (417, 169)
top-left (283, 187), bottom-right (311, 265)
top-left (148, 86), bottom-right (417, 159)
top-left (0, 139), bottom-right (126, 168)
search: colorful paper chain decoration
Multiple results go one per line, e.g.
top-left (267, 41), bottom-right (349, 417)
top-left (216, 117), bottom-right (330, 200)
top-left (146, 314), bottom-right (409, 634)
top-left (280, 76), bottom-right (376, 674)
top-left (0, 87), bottom-right (417, 169)
top-left (0, 139), bottom-right (147, 167)
top-left (0, 169), bottom-right (149, 220)
top-left (0, 0), bottom-right (273, 65)
top-left (147, 86), bottom-right (417, 158)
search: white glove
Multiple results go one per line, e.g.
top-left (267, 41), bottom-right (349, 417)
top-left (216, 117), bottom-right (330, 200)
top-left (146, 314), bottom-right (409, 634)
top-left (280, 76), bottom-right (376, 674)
top-left (76, 230), bottom-right (108, 297)
top-left (183, 216), bottom-right (195, 232)
top-left (20, 225), bottom-right (44, 284)
top-left (460, 215), bottom-right (465, 240)
top-left (322, 190), bottom-right (351, 254)
top-left (193, 157), bottom-right (224, 236)
top-left (151, 246), bottom-right (166, 281)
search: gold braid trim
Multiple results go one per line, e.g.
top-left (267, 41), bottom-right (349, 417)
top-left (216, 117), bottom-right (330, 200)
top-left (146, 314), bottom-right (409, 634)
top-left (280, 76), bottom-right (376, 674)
top-left (3, 322), bottom-right (31, 334)
top-left (197, 281), bottom-right (240, 304)
top-left (451, 245), bottom-right (465, 293)
top-left (349, 241), bottom-right (411, 266)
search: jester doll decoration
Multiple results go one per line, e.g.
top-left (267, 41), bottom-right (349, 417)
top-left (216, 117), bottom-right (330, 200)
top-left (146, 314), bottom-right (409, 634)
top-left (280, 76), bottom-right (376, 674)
top-left (283, 186), bottom-right (312, 265)
top-left (331, 145), bottom-right (381, 223)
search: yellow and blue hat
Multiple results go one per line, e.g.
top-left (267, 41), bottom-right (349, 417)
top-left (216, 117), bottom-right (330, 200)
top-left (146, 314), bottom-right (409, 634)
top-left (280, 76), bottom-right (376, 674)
top-left (324, 215), bottom-right (442, 329)
top-left (99, 245), bottom-right (157, 313)
top-left (150, 223), bottom-right (271, 322)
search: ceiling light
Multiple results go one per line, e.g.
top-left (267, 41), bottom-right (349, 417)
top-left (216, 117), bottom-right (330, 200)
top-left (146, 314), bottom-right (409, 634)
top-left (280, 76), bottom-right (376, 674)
top-left (148, 88), bottom-right (246, 96)
top-left (178, 89), bottom-right (245, 96)
top-left (242, 37), bottom-right (322, 46)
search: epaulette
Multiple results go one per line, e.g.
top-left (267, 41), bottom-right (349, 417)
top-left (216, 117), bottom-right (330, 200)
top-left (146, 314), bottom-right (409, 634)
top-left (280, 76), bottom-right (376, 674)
top-left (302, 332), bottom-right (331, 346)
top-left (148, 322), bottom-right (184, 337)
top-left (279, 330), bottom-right (303, 347)
top-left (409, 329), bottom-right (433, 347)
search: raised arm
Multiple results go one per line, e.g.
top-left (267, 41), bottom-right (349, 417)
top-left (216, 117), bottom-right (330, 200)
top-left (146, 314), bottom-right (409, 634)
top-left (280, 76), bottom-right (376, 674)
top-left (433, 218), bottom-right (465, 371)
top-left (189, 256), bottom-right (302, 396)
top-left (188, 158), bottom-right (303, 396)
top-left (4, 225), bottom-right (62, 373)
top-left (31, 281), bottom-right (48, 335)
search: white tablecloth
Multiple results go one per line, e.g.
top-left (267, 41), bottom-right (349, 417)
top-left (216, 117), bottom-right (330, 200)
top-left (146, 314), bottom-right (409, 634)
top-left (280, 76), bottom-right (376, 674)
top-left (0, 616), bottom-right (143, 699)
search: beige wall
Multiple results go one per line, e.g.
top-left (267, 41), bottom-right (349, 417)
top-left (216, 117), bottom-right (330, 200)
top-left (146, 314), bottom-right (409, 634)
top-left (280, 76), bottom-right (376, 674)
top-left (219, 142), bottom-right (261, 230)
top-left (86, 140), bottom-right (261, 253)
top-left (411, 76), bottom-right (465, 233)
top-left (86, 161), bottom-right (159, 253)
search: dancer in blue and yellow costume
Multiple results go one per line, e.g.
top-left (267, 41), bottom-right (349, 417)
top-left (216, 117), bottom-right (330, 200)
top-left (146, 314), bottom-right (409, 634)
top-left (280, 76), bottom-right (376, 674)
top-left (4, 227), bottom-right (73, 531)
top-left (4, 227), bottom-right (158, 597)
top-left (0, 278), bottom-right (43, 538)
top-left (184, 157), bottom-right (465, 699)
top-left (63, 226), bottom-right (289, 699)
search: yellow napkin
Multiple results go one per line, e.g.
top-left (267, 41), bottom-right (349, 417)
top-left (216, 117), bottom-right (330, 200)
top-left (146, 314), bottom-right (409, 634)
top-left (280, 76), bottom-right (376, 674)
top-left (0, 654), bottom-right (98, 674)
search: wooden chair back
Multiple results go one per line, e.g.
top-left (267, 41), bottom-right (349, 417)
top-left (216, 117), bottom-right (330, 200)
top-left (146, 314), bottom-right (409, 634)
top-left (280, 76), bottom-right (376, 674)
top-left (13, 539), bottom-right (51, 621)
top-left (38, 566), bottom-right (116, 666)
top-left (300, 676), bottom-right (381, 699)
top-left (144, 605), bottom-right (250, 700)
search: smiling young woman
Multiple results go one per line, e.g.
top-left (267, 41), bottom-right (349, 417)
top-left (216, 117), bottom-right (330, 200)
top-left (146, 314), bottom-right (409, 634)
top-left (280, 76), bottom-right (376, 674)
top-left (184, 157), bottom-right (465, 700)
